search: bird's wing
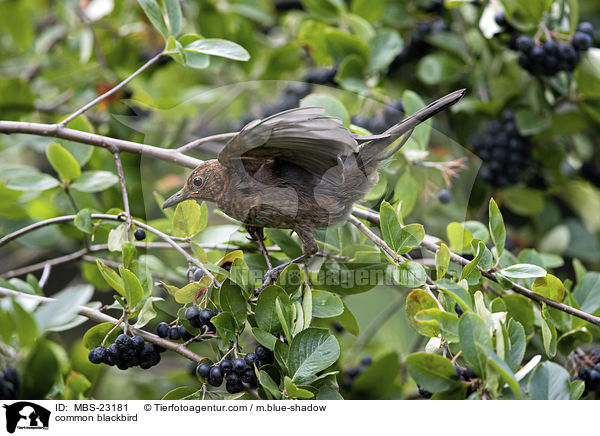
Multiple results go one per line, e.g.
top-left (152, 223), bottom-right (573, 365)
top-left (218, 107), bottom-right (358, 176)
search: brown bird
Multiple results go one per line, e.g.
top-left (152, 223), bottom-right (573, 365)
top-left (163, 89), bottom-right (465, 290)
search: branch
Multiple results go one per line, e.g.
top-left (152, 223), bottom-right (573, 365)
top-left (59, 51), bottom-right (164, 127)
top-left (0, 213), bottom-right (214, 281)
top-left (0, 286), bottom-right (203, 362)
top-left (350, 207), bottom-right (600, 327)
top-left (0, 120), bottom-right (201, 168)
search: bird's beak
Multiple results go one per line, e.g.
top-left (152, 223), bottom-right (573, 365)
top-left (162, 189), bottom-right (187, 209)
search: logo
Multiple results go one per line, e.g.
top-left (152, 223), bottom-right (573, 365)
top-left (2, 402), bottom-right (50, 434)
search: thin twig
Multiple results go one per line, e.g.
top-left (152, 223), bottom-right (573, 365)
top-left (59, 51), bottom-right (164, 127)
top-left (0, 286), bottom-right (203, 362)
top-left (177, 132), bottom-right (237, 153)
top-left (38, 263), bottom-right (52, 288)
top-left (0, 213), bottom-right (214, 282)
top-left (112, 150), bottom-right (131, 241)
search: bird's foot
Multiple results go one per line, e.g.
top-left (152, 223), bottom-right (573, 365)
top-left (254, 254), bottom-right (309, 295)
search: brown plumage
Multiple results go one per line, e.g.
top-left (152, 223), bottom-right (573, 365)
top-left (163, 89), bottom-right (465, 266)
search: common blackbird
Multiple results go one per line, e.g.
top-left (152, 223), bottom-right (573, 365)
top-left (163, 89), bottom-right (465, 287)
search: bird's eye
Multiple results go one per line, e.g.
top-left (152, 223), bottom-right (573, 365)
top-left (193, 177), bottom-right (203, 187)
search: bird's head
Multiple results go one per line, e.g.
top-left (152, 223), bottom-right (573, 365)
top-left (162, 159), bottom-right (228, 209)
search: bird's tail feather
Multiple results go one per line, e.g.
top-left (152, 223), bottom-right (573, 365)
top-left (356, 89), bottom-right (465, 166)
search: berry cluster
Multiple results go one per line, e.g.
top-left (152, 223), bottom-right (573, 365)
top-left (351, 99), bottom-right (405, 134)
top-left (495, 13), bottom-right (595, 75)
top-left (470, 110), bottom-right (532, 187)
top-left (197, 345), bottom-right (274, 394)
top-left (0, 367), bottom-right (19, 400)
top-left (341, 356), bottom-right (372, 390)
top-left (184, 306), bottom-right (220, 333)
top-left (88, 334), bottom-right (164, 370)
top-left (576, 348), bottom-right (600, 398)
top-left (391, 19), bottom-right (448, 69)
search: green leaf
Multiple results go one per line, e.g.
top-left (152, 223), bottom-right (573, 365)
top-left (502, 186), bottom-right (545, 216)
top-left (96, 260), bottom-right (126, 298)
top-left (74, 208), bottom-right (92, 234)
top-left (499, 263), bottom-right (546, 279)
top-left (71, 170), bottom-right (119, 192)
top-left (284, 376), bottom-right (315, 399)
top-left (458, 312), bottom-right (492, 376)
top-left (46, 142), bottom-right (80, 182)
top-left (515, 109), bottom-right (551, 136)
top-left (405, 289), bottom-right (440, 337)
top-left (275, 297), bottom-right (292, 343)
top-left (122, 242), bottom-right (136, 268)
top-left (302, 0), bottom-right (344, 23)
top-left (532, 274), bottom-right (565, 302)
top-left (324, 28), bottom-right (369, 64)
top-left (162, 387), bottom-right (198, 400)
top-left (557, 328), bottom-right (592, 355)
top-left (275, 263), bottom-right (303, 295)
top-left (174, 278), bottom-right (210, 304)
top-left (367, 28), bottom-right (403, 73)
top-left (350, 0), bottom-right (385, 22)
top-left (460, 240), bottom-right (485, 281)
top-left (380, 201), bottom-right (402, 252)
top-left (435, 243), bottom-right (451, 278)
top-left (481, 345), bottom-right (522, 399)
top-left (397, 224), bottom-right (425, 255)
top-left (184, 38), bottom-right (250, 61)
top-left (402, 90), bottom-right (430, 148)
top-left (335, 54), bottom-right (368, 93)
top-left (212, 312), bottom-right (237, 342)
top-left (528, 361), bottom-right (571, 400)
top-left (265, 228), bottom-right (302, 259)
top-left (252, 327), bottom-right (278, 350)
top-left (503, 294), bottom-right (535, 329)
top-left (35, 284), bottom-right (93, 331)
top-left (137, 0), bottom-right (168, 39)
top-left (405, 353), bottom-right (460, 392)
top-left (447, 222), bottom-right (473, 252)
top-left (255, 285), bottom-right (292, 334)
top-left (22, 339), bottom-right (60, 398)
top-left (416, 53), bottom-right (464, 85)
top-left (12, 300), bottom-right (38, 348)
top-left (133, 297), bottom-right (163, 328)
top-left (58, 116), bottom-right (95, 166)
top-left (541, 304), bottom-right (557, 358)
top-left (488, 198), bottom-right (506, 261)
top-left (302, 284), bottom-right (313, 330)
top-left (164, 0), bottom-right (182, 36)
top-left (575, 48), bottom-right (600, 99)
top-left (416, 309), bottom-right (459, 342)
top-left (83, 322), bottom-right (123, 349)
top-left (311, 290), bottom-right (343, 318)
top-left (331, 301), bottom-right (359, 336)
top-left (259, 370), bottom-right (282, 399)
top-left (506, 320), bottom-right (526, 372)
top-left (5, 172), bottom-right (59, 191)
top-left (107, 222), bottom-right (126, 252)
top-left (394, 171), bottom-right (420, 215)
top-left (300, 94), bottom-right (350, 126)
top-left (394, 261), bottom-right (427, 288)
top-left (352, 351), bottom-right (401, 398)
top-left (219, 279), bottom-right (247, 330)
top-left (119, 266), bottom-right (145, 308)
top-left (173, 200), bottom-right (207, 237)
top-left (571, 272), bottom-right (600, 314)
top-left (287, 328), bottom-right (340, 384)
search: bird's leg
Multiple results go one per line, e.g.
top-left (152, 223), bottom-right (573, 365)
top-left (255, 226), bottom-right (318, 295)
top-left (245, 225), bottom-right (273, 270)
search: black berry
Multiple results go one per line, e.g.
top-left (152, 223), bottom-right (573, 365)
top-left (219, 359), bottom-right (233, 374)
top-left (115, 334), bottom-right (133, 352)
top-left (455, 302), bottom-right (463, 317)
top-left (198, 308), bottom-right (214, 325)
top-left (196, 362), bottom-right (211, 378)
top-left (233, 358), bottom-right (247, 374)
top-left (168, 326), bottom-right (181, 340)
top-left (134, 228), bottom-right (146, 240)
top-left (226, 382), bottom-right (244, 394)
top-left (193, 268), bottom-right (204, 281)
top-left (131, 335), bottom-right (145, 351)
top-left (156, 322), bottom-right (169, 338)
top-left (438, 189), bottom-right (452, 204)
top-left (208, 366), bottom-right (223, 386)
top-left (245, 353), bottom-right (259, 367)
top-left (185, 306), bottom-right (200, 321)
